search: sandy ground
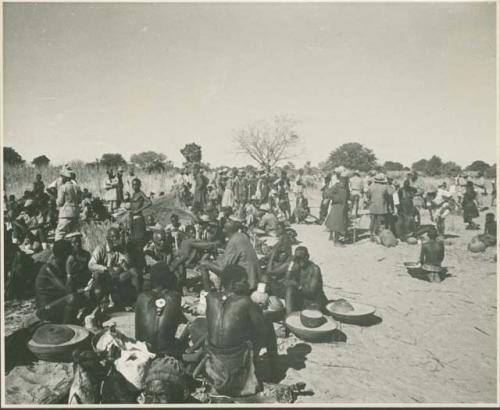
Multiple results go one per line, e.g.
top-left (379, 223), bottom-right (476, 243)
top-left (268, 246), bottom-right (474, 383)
top-left (4, 191), bottom-right (497, 404)
top-left (277, 195), bottom-right (497, 404)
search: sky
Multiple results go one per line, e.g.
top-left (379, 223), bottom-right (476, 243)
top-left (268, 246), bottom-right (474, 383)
top-left (3, 2), bottom-right (496, 169)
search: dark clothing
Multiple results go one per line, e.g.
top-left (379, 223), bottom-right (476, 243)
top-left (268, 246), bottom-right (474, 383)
top-left (221, 233), bottom-right (261, 290)
top-left (325, 182), bottom-right (349, 233)
top-left (462, 190), bottom-right (479, 223)
top-left (66, 250), bottom-right (91, 292)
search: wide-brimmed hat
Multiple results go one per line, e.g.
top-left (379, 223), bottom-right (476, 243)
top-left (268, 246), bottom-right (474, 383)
top-left (24, 199), bottom-right (35, 208)
top-left (28, 324), bottom-right (90, 362)
top-left (374, 173), bottom-right (387, 183)
top-left (285, 311), bottom-right (337, 342)
top-left (326, 299), bottom-right (376, 322)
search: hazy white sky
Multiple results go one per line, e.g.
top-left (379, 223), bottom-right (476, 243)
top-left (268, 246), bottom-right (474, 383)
top-left (3, 2), bottom-right (496, 168)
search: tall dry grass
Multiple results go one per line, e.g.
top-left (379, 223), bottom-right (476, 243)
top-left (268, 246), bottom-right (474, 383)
top-left (3, 163), bottom-right (176, 199)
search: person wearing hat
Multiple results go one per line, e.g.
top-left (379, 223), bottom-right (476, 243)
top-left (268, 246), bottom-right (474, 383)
top-left (365, 173), bottom-right (390, 241)
top-left (205, 264), bottom-right (278, 397)
top-left (283, 246), bottom-right (328, 315)
top-left (55, 167), bottom-right (82, 241)
top-left (35, 240), bottom-right (85, 324)
top-left (199, 218), bottom-right (261, 292)
top-left (324, 171), bottom-right (350, 246)
top-left (135, 262), bottom-right (185, 357)
top-left (88, 227), bottom-right (139, 308)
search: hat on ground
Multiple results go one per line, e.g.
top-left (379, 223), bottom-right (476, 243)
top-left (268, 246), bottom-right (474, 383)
top-left (65, 232), bottom-right (82, 240)
top-left (28, 324), bottom-right (90, 362)
top-left (285, 311), bottom-right (337, 342)
top-left (374, 173), bottom-right (387, 183)
top-left (326, 299), bottom-right (376, 322)
top-left (24, 199), bottom-right (35, 208)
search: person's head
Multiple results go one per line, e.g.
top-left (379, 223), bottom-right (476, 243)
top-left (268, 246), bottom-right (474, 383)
top-left (107, 169), bottom-right (114, 177)
top-left (153, 230), bottom-right (167, 247)
top-left (387, 177), bottom-right (393, 185)
top-left (125, 192), bottom-right (131, 200)
top-left (466, 180), bottom-right (474, 191)
top-left (185, 224), bottom-right (196, 238)
top-left (36, 174), bottom-right (42, 181)
top-left (106, 227), bottom-right (121, 251)
top-left (403, 179), bottom-right (411, 189)
top-left (411, 171), bottom-right (418, 181)
top-left (147, 215), bottom-right (155, 225)
top-left (53, 239), bottom-right (72, 267)
top-left (281, 170), bottom-right (287, 178)
top-left (221, 264), bottom-right (249, 295)
top-left (67, 233), bottom-right (83, 253)
top-left (117, 167), bottom-right (124, 175)
top-left (293, 246), bottom-right (310, 268)
top-left (170, 214), bottom-right (179, 225)
top-left (132, 178), bottom-right (141, 193)
top-left (150, 192), bottom-right (155, 198)
top-left (223, 219), bottom-right (241, 237)
top-left (143, 357), bottom-right (186, 404)
top-left (324, 175), bottom-right (332, 184)
top-left (298, 169), bottom-right (304, 175)
top-left (486, 212), bottom-right (496, 223)
top-left (129, 169), bottom-right (135, 176)
top-left (8, 194), bottom-right (15, 201)
top-left (427, 227), bottom-right (438, 240)
top-left (150, 262), bottom-right (177, 291)
top-left (206, 223), bottom-right (220, 242)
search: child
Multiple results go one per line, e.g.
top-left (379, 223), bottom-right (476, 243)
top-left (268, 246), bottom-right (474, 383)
top-left (479, 213), bottom-right (497, 247)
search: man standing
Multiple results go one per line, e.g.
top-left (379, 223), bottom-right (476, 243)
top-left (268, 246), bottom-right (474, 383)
top-left (205, 264), bottom-right (277, 397)
top-left (116, 167), bottom-right (125, 208)
top-left (200, 218), bottom-right (261, 292)
top-left (55, 167), bottom-right (81, 241)
top-left (325, 171), bottom-right (350, 246)
top-left (349, 171), bottom-right (363, 217)
top-left (104, 169), bottom-right (119, 213)
top-left (366, 173), bottom-right (389, 241)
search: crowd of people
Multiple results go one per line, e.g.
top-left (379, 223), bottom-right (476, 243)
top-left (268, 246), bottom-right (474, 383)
top-left (2, 161), bottom-right (497, 403)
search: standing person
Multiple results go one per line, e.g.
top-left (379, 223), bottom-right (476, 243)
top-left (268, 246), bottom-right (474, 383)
top-left (325, 171), bottom-right (350, 246)
top-left (126, 168), bottom-right (136, 195)
top-left (237, 170), bottom-right (249, 216)
top-left (104, 169), bottom-right (119, 213)
top-left (274, 171), bottom-right (291, 221)
top-left (474, 172), bottom-right (487, 210)
top-left (408, 171), bottom-right (426, 225)
top-left (193, 165), bottom-right (209, 214)
top-left (491, 179), bottom-right (496, 207)
top-left (366, 173), bottom-right (389, 242)
top-left (462, 181), bottom-right (480, 230)
top-left (116, 167), bottom-right (125, 208)
top-left (319, 174), bottom-right (332, 223)
top-left (292, 169), bottom-right (305, 216)
top-left (247, 170), bottom-right (258, 201)
top-left (349, 171), bottom-right (363, 217)
top-left (395, 180), bottom-right (417, 239)
top-left (221, 169), bottom-right (236, 209)
top-left (128, 178), bottom-right (152, 285)
top-left (55, 167), bottom-right (81, 241)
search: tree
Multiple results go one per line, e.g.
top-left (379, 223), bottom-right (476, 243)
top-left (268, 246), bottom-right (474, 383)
top-left (411, 159), bottom-right (428, 173)
top-left (4, 147), bottom-right (25, 166)
top-left (233, 115), bottom-right (302, 172)
top-left (32, 155), bottom-right (50, 168)
top-left (466, 160), bottom-right (490, 174)
top-left (425, 155), bottom-right (443, 176)
top-left (99, 153), bottom-right (127, 169)
top-left (324, 142), bottom-right (377, 173)
top-left (180, 143), bottom-right (202, 164)
top-left (383, 161), bottom-right (404, 171)
top-left (441, 161), bottom-right (462, 176)
top-left (130, 151), bottom-right (173, 173)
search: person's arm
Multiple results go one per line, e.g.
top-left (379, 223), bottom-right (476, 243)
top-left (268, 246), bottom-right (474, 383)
top-left (419, 244), bottom-right (426, 265)
top-left (132, 191), bottom-right (152, 215)
top-left (56, 185), bottom-right (65, 208)
top-left (65, 255), bottom-right (78, 293)
top-left (88, 246), bottom-right (108, 274)
top-left (438, 242), bottom-right (445, 265)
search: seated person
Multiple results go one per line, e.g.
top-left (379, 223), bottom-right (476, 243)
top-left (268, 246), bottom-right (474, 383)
top-left (284, 246), bottom-right (328, 315)
top-left (199, 219), bottom-right (261, 292)
top-left (262, 223), bottom-right (293, 280)
top-left (258, 204), bottom-right (279, 234)
top-left (35, 240), bottom-right (89, 324)
top-left (170, 222), bottom-right (222, 290)
top-left (144, 229), bottom-right (174, 266)
top-left (419, 227), bottom-right (445, 270)
top-left (65, 232), bottom-right (92, 292)
top-left (479, 212), bottom-right (497, 247)
top-left (165, 213), bottom-right (185, 251)
top-left (205, 264), bottom-right (277, 397)
top-left (294, 192), bottom-right (311, 224)
top-left (13, 199), bottom-right (48, 252)
top-left (135, 262), bottom-right (186, 358)
top-left (244, 200), bottom-right (260, 228)
top-left (88, 227), bottom-right (140, 308)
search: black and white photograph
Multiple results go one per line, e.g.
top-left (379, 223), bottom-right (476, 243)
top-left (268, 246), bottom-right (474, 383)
top-left (1, 0), bottom-right (497, 406)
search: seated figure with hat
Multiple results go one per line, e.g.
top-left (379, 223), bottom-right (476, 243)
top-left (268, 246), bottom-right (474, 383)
top-left (135, 262), bottom-right (186, 358)
top-left (35, 239), bottom-right (92, 324)
top-left (88, 227), bottom-right (140, 309)
top-left (204, 264), bottom-right (278, 397)
top-left (283, 246), bottom-right (328, 315)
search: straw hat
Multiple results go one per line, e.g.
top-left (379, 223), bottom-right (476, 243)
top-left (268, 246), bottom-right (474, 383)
top-left (374, 173), bottom-right (387, 183)
top-left (285, 310), bottom-right (337, 342)
top-left (325, 299), bottom-right (376, 322)
top-left (28, 324), bottom-right (90, 362)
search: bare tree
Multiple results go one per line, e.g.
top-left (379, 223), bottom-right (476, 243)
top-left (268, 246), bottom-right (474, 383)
top-left (233, 115), bottom-right (303, 172)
